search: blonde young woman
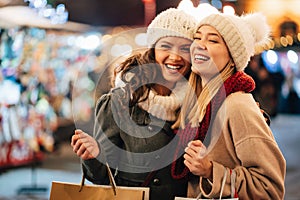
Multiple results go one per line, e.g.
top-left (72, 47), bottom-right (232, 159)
top-left (172, 12), bottom-right (286, 199)
top-left (71, 8), bottom-right (198, 200)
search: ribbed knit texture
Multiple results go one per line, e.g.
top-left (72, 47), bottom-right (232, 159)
top-left (147, 8), bottom-right (197, 47)
top-left (171, 71), bottom-right (255, 179)
top-left (138, 80), bottom-right (188, 121)
top-left (196, 13), bottom-right (271, 71)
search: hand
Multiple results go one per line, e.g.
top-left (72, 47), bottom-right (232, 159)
top-left (70, 129), bottom-right (100, 160)
top-left (183, 140), bottom-right (212, 180)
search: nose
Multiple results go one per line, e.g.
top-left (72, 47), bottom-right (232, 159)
top-left (169, 50), bottom-right (182, 61)
top-left (194, 40), bottom-right (206, 50)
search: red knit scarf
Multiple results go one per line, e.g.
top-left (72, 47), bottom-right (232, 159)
top-left (171, 71), bottom-right (255, 179)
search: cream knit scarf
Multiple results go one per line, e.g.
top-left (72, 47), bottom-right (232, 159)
top-left (138, 80), bottom-right (188, 121)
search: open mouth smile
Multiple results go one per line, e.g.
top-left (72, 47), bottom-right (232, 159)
top-left (194, 54), bottom-right (210, 62)
top-left (165, 64), bottom-right (183, 70)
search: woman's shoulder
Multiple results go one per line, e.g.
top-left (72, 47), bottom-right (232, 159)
top-left (222, 92), bottom-right (260, 118)
top-left (95, 87), bottom-right (128, 110)
top-left (225, 92), bottom-right (256, 108)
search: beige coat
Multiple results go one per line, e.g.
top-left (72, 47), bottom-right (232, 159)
top-left (189, 92), bottom-right (286, 200)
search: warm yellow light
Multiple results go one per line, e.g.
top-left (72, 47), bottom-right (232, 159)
top-left (102, 34), bottom-right (112, 43)
top-left (286, 35), bottom-right (293, 46)
top-left (280, 36), bottom-right (288, 47)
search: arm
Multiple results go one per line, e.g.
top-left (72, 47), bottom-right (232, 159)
top-left (82, 92), bottom-right (123, 184)
top-left (200, 94), bottom-right (286, 199)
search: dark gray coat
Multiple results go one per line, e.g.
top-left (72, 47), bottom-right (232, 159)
top-left (82, 87), bottom-right (187, 200)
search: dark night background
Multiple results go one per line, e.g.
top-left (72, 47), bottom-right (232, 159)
top-left (58, 0), bottom-right (182, 26)
top-left (56, 0), bottom-right (180, 26)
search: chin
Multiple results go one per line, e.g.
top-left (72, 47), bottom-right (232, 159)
top-left (191, 66), bottom-right (201, 75)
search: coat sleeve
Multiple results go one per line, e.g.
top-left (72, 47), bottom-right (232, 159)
top-left (199, 93), bottom-right (286, 200)
top-left (82, 90), bottom-right (124, 185)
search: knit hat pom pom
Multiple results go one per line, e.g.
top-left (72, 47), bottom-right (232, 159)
top-left (243, 13), bottom-right (271, 44)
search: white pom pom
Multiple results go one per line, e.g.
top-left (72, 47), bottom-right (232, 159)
top-left (242, 13), bottom-right (271, 43)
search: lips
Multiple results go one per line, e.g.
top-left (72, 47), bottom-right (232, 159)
top-left (165, 64), bottom-right (183, 70)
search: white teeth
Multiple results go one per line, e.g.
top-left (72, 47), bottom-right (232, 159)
top-left (195, 54), bottom-right (209, 61)
top-left (166, 64), bottom-right (181, 69)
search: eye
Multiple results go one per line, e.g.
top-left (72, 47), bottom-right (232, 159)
top-left (180, 46), bottom-right (190, 53)
top-left (159, 44), bottom-right (171, 49)
top-left (193, 33), bottom-right (202, 41)
top-left (193, 36), bottom-right (201, 41)
top-left (209, 39), bottom-right (218, 43)
top-left (208, 36), bottom-right (220, 43)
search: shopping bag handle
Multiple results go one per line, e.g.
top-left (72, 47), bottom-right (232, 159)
top-left (79, 173), bottom-right (85, 192)
top-left (106, 162), bottom-right (117, 195)
top-left (195, 166), bottom-right (235, 200)
top-left (78, 162), bottom-right (117, 196)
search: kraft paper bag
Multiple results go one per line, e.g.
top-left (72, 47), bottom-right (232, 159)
top-left (49, 181), bottom-right (149, 200)
top-left (175, 168), bottom-right (238, 200)
top-left (50, 162), bottom-right (149, 200)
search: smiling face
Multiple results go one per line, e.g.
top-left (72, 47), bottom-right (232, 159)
top-left (154, 36), bottom-right (192, 88)
top-left (190, 25), bottom-right (231, 83)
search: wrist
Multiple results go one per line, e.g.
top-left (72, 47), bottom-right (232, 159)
top-left (204, 161), bottom-right (213, 181)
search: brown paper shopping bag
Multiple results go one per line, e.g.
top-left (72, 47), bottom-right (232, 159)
top-left (175, 167), bottom-right (238, 200)
top-left (49, 162), bottom-right (149, 200)
top-left (49, 181), bottom-right (149, 200)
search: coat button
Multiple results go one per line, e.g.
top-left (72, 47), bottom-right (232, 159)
top-left (153, 178), bottom-right (160, 186)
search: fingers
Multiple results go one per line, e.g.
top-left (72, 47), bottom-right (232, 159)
top-left (75, 129), bottom-right (83, 135)
top-left (71, 129), bottom-right (90, 146)
top-left (71, 129), bottom-right (100, 160)
top-left (73, 138), bottom-right (92, 159)
top-left (184, 145), bottom-right (197, 159)
top-left (81, 150), bottom-right (93, 160)
top-left (71, 129), bottom-right (83, 146)
top-left (72, 137), bottom-right (83, 153)
top-left (71, 134), bottom-right (78, 147)
top-left (188, 140), bottom-right (203, 147)
top-left (76, 143), bottom-right (86, 156)
top-left (183, 140), bottom-right (207, 168)
top-left (71, 129), bottom-right (87, 153)
top-left (183, 140), bottom-right (212, 177)
top-left (189, 140), bottom-right (207, 157)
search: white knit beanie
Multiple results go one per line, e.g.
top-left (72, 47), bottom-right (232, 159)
top-left (196, 12), bottom-right (271, 71)
top-left (147, 8), bottom-right (197, 47)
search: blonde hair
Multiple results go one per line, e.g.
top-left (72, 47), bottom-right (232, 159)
top-left (173, 60), bottom-right (235, 129)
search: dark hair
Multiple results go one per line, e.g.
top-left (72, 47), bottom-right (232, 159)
top-left (113, 48), bottom-right (160, 107)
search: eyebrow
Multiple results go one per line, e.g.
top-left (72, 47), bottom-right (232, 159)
top-left (158, 41), bottom-right (190, 47)
top-left (158, 41), bottom-right (172, 45)
top-left (195, 31), bottom-right (220, 37)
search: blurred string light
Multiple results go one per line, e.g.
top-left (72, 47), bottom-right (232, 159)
top-left (135, 33), bottom-right (147, 46)
top-left (266, 50), bottom-right (278, 65)
top-left (262, 49), bottom-right (300, 73)
top-left (110, 44), bottom-right (132, 57)
top-left (75, 33), bottom-right (102, 50)
top-left (24, 0), bottom-right (68, 24)
top-left (261, 50), bottom-right (279, 73)
top-left (211, 0), bottom-right (222, 9)
top-left (177, 0), bottom-right (236, 19)
top-left (177, 0), bottom-right (219, 21)
top-left (287, 50), bottom-right (298, 64)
